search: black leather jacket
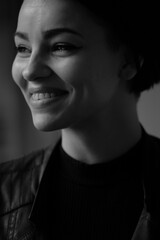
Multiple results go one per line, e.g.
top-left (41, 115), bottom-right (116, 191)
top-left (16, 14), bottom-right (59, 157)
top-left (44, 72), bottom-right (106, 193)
top-left (0, 132), bottom-right (160, 239)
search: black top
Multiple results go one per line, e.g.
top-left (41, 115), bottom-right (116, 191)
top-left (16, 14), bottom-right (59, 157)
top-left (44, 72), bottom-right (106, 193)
top-left (38, 133), bottom-right (144, 239)
top-left (2, 128), bottom-right (160, 240)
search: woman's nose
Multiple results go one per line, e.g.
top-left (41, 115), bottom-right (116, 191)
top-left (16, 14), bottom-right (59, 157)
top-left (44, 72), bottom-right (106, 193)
top-left (22, 55), bottom-right (52, 81)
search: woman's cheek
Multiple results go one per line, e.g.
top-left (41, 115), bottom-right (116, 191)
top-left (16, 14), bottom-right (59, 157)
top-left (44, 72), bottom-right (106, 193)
top-left (12, 59), bottom-right (27, 90)
top-left (53, 55), bottom-right (89, 86)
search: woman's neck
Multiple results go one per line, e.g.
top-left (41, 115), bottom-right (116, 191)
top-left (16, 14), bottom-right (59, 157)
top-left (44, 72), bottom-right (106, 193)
top-left (61, 94), bottom-right (142, 165)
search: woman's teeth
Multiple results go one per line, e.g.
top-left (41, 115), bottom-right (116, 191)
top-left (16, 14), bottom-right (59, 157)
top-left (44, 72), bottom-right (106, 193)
top-left (32, 93), bottom-right (55, 100)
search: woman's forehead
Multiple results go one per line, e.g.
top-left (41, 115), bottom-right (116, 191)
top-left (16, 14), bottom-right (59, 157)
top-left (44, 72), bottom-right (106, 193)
top-left (20, 0), bottom-right (72, 26)
top-left (18, 0), bottom-right (100, 36)
top-left (23, 0), bottom-right (47, 6)
top-left (20, 0), bottom-right (82, 22)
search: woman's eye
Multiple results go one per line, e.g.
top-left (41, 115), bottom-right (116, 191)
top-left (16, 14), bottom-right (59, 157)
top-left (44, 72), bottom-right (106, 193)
top-left (16, 45), bottom-right (31, 56)
top-left (52, 43), bottom-right (81, 56)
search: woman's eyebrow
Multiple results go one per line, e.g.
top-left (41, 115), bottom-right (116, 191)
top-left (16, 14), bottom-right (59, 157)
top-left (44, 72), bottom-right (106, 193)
top-left (14, 31), bottom-right (29, 41)
top-left (14, 28), bottom-right (84, 41)
top-left (42, 28), bottom-right (84, 39)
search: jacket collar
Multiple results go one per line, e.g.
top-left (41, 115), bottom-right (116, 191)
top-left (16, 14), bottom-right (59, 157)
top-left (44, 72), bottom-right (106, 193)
top-left (29, 140), bottom-right (61, 228)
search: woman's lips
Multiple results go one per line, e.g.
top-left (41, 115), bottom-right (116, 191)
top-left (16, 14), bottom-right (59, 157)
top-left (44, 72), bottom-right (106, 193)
top-left (29, 88), bottom-right (69, 108)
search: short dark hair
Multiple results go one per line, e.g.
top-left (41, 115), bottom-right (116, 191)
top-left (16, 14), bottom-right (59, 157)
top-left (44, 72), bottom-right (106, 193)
top-left (75, 0), bottom-right (160, 96)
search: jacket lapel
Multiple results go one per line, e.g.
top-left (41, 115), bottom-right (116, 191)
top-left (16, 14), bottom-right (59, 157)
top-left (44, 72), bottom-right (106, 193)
top-left (131, 207), bottom-right (150, 240)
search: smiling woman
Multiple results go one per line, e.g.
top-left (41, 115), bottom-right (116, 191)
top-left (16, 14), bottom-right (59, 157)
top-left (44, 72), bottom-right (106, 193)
top-left (13, 0), bottom-right (124, 133)
top-left (0, 0), bottom-right (160, 239)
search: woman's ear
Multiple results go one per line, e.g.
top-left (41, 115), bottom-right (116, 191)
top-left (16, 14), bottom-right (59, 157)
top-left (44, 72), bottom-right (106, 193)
top-left (119, 48), bottom-right (144, 81)
top-left (119, 62), bottom-right (137, 81)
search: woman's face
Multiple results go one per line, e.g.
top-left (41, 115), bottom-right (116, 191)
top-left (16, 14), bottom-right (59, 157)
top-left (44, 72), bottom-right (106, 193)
top-left (12, 0), bottom-right (125, 131)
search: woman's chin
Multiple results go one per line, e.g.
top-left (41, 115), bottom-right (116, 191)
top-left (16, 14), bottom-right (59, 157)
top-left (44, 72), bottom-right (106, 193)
top-left (32, 113), bottom-right (58, 132)
top-left (31, 111), bottom-right (71, 132)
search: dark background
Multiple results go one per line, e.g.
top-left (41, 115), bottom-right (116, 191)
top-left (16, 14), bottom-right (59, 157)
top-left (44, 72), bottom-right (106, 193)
top-left (0, 0), bottom-right (160, 163)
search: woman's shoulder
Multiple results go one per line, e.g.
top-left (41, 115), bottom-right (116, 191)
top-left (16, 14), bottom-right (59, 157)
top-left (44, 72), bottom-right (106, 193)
top-left (142, 131), bottom-right (160, 179)
top-left (144, 132), bottom-right (160, 162)
top-left (0, 144), bottom-right (54, 216)
top-left (0, 145), bottom-right (53, 174)
top-left (142, 132), bottom-right (160, 217)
